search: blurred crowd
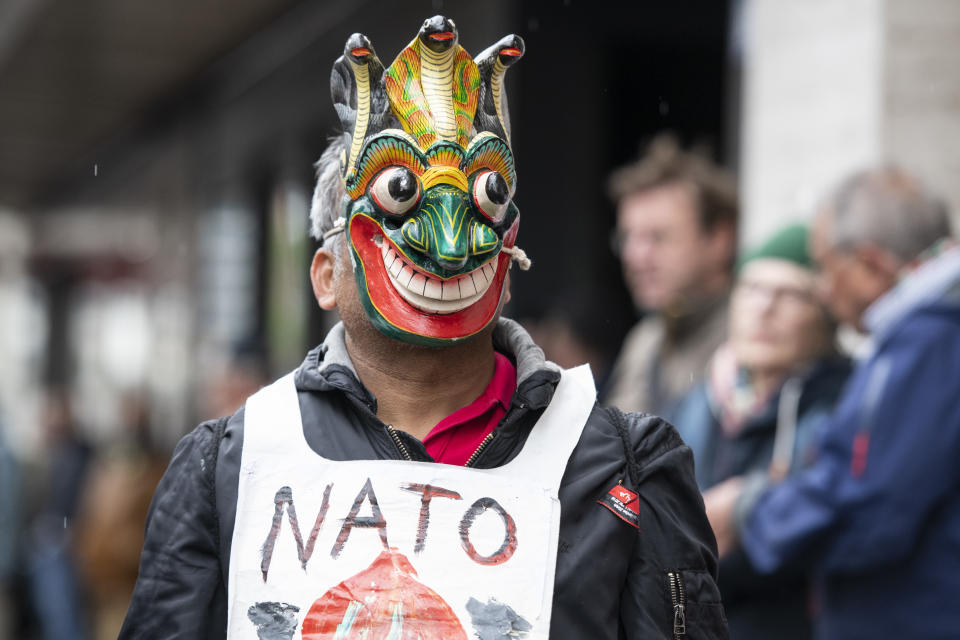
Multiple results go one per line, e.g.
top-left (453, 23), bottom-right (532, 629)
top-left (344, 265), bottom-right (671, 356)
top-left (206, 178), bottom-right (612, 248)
top-left (601, 137), bottom-right (959, 638)
top-left (2, 133), bottom-right (959, 639)
top-left (0, 359), bottom-right (268, 640)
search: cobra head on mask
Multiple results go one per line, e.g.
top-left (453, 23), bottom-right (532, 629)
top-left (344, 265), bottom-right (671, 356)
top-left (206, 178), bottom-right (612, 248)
top-left (328, 16), bottom-right (526, 347)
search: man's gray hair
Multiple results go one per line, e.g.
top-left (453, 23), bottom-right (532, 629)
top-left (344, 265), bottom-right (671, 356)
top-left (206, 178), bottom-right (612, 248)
top-left (309, 136), bottom-right (347, 246)
top-left (823, 166), bottom-right (953, 262)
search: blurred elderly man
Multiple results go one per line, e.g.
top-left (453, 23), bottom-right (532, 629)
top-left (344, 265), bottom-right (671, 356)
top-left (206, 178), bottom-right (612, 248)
top-left (707, 167), bottom-right (960, 639)
top-left (605, 136), bottom-right (738, 417)
top-left (674, 224), bottom-right (850, 640)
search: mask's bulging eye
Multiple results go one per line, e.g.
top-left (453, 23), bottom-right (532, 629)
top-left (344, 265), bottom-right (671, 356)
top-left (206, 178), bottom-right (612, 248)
top-left (473, 171), bottom-right (510, 222)
top-left (370, 167), bottom-right (421, 216)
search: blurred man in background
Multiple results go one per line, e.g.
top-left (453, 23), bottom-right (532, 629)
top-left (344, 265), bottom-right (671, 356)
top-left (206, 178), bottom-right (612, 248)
top-left (707, 166), bottom-right (960, 639)
top-left (674, 224), bottom-right (850, 639)
top-left (26, 390), bottom-right (92, 640)
top-left (604, 136), bottom-right (738, 418)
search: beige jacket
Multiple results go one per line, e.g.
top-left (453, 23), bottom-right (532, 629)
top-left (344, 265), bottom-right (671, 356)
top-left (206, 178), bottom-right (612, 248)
top-left (604, 297), bottom-right (729, 417)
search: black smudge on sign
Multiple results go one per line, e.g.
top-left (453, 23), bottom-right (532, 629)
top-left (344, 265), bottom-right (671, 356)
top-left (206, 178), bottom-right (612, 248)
top-left (247, 601), bottom-right (300, 640)
top-left (466, 596), bottom-right (532, 639)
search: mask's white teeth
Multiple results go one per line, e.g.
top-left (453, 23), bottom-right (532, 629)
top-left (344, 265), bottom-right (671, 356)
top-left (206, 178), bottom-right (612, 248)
top-left (398, 265), bottom-right (415, 287)
top-left (389, 256), bottom-right (403, 278)
top-left (379, 243), bottom-right (499, 314)
top-left (382, 245), bottom-right (398, 270)
top-left (441, 280), bottom-right (460, 301)
top-left (424, 278), bottom-right (442, 299)
top-left (458, 272), bottom-right (477, 296)
top-left (482, 260), bottom-right (497, 282)
top-left (409, 273), bottom-right (427, 295)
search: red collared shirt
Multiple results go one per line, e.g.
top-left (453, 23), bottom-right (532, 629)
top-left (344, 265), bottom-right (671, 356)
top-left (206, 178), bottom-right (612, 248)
top-left (422, 352), bottom-right (517, 466)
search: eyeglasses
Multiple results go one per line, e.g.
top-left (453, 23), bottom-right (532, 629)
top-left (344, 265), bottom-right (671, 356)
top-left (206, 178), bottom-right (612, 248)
top-left (609, 228), bottom-right (668, 257)
top-left (733, 279), bottom-right (817, 306)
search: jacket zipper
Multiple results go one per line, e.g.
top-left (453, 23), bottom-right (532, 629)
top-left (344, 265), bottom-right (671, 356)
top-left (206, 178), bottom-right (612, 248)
top-left (385, 425), bottom-right (412, 461)
top-left (667, 572), bottom-right (686, 638)
top-left (464, 432), bottom-right (496, 467)
top-left (388, 404), bottom-right (512, 466)
top-left (386, 425), bottom-right (496, 466)
top-left (466, 399), bottom-right (526, 467)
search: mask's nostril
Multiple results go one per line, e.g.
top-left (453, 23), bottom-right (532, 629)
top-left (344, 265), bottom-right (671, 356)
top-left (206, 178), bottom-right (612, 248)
top-left (436, 255), bottom-right (468, 270)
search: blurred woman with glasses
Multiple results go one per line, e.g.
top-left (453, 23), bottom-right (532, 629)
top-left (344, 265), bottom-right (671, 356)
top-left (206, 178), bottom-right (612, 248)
top-left (672, 224), bottom-right (851, 640)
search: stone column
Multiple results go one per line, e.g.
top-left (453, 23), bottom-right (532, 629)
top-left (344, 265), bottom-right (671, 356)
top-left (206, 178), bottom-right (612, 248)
top-left (740, 0), bottom-right (960, 245)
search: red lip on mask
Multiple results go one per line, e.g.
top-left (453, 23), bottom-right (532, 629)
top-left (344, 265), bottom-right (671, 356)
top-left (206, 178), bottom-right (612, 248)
top-left (350, 214), bottom-right (519, 341)
top-left (429, 32), bottom-right (456, 41)
top-left (501, 47), bottom-right (522, 57)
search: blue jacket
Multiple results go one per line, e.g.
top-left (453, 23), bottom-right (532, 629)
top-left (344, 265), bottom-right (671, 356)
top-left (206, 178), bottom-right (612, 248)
top-left (740, 246), bottom-right (960, 639)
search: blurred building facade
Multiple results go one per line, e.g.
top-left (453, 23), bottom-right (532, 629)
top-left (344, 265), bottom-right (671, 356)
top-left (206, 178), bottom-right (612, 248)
top-left (1, 0), bottom-right (957, 458)
top-left (0, 0), bottom-right (734, 455)
top-left (8, 4), bottom-right (960, 638)
top-left (740, 0), bottom-right (960, 245)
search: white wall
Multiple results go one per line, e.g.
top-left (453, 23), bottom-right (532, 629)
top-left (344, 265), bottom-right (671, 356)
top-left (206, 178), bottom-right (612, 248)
top-left (740, 0), bottom-right (960, 246)
top-left (883, 0), bottom-right (960, 228)
top-left (741, 0), bottom-right (883, 246)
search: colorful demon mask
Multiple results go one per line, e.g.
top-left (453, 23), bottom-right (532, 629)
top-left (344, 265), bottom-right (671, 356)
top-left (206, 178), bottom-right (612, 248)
top-left (329, 15), bottom-right (526, 346)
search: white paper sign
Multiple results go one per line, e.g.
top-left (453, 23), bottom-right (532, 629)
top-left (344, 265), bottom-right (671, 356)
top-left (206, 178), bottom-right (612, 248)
top-left (228, 366), bottom-right (594, 639)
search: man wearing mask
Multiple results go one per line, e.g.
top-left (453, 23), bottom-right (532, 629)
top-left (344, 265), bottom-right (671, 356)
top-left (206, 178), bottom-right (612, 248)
top-left (121, 16), bottom-right (727, 640)
top-left (707, 166), bottom-right (960, 639)
top-left (605, 138), bottom-right (738, 418)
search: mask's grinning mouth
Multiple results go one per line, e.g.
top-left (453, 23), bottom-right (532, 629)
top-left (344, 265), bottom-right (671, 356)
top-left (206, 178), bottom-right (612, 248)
top-left (380, 241), bottom-right (497, 315)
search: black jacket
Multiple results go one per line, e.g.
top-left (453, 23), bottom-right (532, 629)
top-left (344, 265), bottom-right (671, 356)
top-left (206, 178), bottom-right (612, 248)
top-left (672, 357), bottom-right (851, 640)
top-left (120, 320), bottom-right (728, 639)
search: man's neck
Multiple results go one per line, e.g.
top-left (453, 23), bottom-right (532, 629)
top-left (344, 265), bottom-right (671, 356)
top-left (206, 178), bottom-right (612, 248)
top-left (345, 327), bottom-right (498, 441)
top-left (661, 284), bottom-right (729, 342)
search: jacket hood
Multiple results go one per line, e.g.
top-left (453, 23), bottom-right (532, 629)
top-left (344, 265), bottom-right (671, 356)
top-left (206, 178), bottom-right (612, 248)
top-left (865, 244), bottom-right (960, 342)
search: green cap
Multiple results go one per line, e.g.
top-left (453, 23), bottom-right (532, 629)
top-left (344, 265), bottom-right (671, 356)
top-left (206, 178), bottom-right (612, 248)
top-left (738, 223), bottom-right (812, 271)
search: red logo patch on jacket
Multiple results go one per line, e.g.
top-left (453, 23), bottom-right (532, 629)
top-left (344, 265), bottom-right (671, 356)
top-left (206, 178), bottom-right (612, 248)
top-left (597, 483), bottom-right (641, 530)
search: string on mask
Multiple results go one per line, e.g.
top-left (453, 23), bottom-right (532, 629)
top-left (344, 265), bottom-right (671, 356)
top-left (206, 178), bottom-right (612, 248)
top-left (322, 216), bottom-right (346, 242)
top-left (502, 245), bottom-right (532, 271)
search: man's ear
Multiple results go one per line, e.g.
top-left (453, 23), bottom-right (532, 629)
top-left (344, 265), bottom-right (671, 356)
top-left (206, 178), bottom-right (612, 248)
top-left (310, 248), bottom-right (338, 310)
top-left (708, 219), bottom-right (737, 266)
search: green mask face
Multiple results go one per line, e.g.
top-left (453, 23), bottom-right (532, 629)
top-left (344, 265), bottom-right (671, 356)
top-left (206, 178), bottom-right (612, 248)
top-left (329, 16), bottom-right (526, 346)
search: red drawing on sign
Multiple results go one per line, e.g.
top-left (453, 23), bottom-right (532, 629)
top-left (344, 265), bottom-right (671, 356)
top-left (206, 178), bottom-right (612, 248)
top-left (301, 548), bottom-right (467, 639)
